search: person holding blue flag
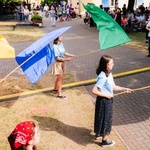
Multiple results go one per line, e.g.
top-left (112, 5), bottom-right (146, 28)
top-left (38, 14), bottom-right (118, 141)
top-left (50, 36), bottom-right (77, 99)
top-left (15, 27), bottom-right (71, 85)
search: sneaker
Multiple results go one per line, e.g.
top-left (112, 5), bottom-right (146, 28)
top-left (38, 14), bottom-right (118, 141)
top-left (101, 139), bottom-right (115, 147)
top-left (53, 90), bottom-right (58, 94)
top-left (94, 134), bottom-right (101, 140)
top-left (57, 95), bottom-right (66, 99)
top-left (94, 136), bottom-right (101, 140)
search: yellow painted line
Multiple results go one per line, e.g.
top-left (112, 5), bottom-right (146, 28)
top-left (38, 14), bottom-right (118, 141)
top-left (113, 67), bottom-right (150, 78)
top-left (0, 67), bottom-right (150, 101)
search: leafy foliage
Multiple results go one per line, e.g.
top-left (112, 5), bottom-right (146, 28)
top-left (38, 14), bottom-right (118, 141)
top-left (44, 0), bottom-right (54, 5)
top-left (31, 12), bottom-right (42, 20)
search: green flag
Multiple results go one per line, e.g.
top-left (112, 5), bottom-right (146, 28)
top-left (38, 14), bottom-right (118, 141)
top-left (83, 3), bottom-right (131, 50)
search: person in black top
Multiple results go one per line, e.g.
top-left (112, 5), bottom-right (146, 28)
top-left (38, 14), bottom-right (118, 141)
top-left (114, 8), bottom-right (121, 26)
top-left (122, 4), bottom-right (127, 16)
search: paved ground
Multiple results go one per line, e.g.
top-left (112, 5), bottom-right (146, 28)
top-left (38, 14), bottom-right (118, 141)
top-left (0, 16), bottom-right (150, 150)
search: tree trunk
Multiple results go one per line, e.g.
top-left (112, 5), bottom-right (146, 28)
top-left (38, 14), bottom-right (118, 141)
top-left (127, 0), bottom-right (135, 12)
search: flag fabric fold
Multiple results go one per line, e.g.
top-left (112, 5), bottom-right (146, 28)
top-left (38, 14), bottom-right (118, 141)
top-left (0, 35), bottom-right (15, 59)
top-left (16, 26), bottom-right (71, 84)
top-left (82, 3), bottom-right (131, 50)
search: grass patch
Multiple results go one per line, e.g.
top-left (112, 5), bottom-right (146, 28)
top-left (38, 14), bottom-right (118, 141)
top-left (126, 30), bottom-right (147, 52)
top-left (0, 72), bottom-right (77, 96)
top-left (83, 24), bottom-right (148, 52)
top-left (0, 26), bottom-right (44, 42)
top-left (0, 88), bottom-right (127, 150)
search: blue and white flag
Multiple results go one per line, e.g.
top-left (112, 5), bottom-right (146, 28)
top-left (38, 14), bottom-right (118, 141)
top-left (16, 26), bottom-right (71, 84)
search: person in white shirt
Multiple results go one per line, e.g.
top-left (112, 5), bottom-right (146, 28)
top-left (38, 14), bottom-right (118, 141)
top-left (24, 5), bottom-right (29, 21)
top-left (49, 5), bottom-right (56, 27)
top-left (43, 4), bottom-right (49, 17)
top-left (43, 3), bottom-right (49, 11)
top-left (75, 2), bottom-right (80, 18)
top-left (65, 5), bottom-right (71, 21)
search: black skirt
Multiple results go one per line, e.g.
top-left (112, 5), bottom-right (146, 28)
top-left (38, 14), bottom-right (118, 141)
top-left (94, 96), bottom-right (113, 137)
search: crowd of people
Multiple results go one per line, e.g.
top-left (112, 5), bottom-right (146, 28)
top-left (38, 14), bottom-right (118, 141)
top-left (31, 2), bottom-right (81, 27)
top-left (84, 3), bottom-right (150, 32)
top-left (111, 3), bottom-right (150, 57)
top-left (2, 2), bottom-right (81, 24)
top-left (83, 3), bottom-right (150, 57)
top-left (17, 5), bottom-right (30, 21)
top-left (42, 2), bottom-right (81, 27)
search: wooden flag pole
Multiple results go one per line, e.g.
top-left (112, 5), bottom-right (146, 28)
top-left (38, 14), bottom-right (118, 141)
top-left (114, 85), bottom-right (150, 97)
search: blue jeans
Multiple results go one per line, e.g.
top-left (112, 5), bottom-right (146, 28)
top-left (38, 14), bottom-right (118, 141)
top-left (20, 13), bottom-right (24, 21)
top-left (24, 15), bottom-right (29, 20)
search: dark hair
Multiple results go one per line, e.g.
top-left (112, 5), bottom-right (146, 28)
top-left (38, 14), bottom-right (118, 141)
top-left (53, 37), bottom-right (59, 44)
top-left (96, 55), bottom-right (112, 76)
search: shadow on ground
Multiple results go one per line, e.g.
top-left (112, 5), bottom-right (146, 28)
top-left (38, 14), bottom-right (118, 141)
top-left (32, 116), bottom-right (93, 146)
top-left (86, 79), bottom-right (150, 126)
top-left (0, 98), bottom-right (19, 108)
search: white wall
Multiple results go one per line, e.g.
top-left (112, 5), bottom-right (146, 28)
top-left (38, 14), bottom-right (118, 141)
top-left (118, 0), bottom-right (149, 9)
top-left (92, 0), bottom-right (102, 7)
top-left (78, 0), bottom-right (93, 15)
top-left (118, 0), bottom-right (128, 8)
top-left (142, 0), bottom-right (150, 7)
top-left (99, 0), bottom-right (149, 9)
top-left (67, 0), bottom-right (150, 16)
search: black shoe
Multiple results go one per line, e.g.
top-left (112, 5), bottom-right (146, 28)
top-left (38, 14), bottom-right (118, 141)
top-left (101, 139), bottom-right (115, 147)
top-left (57, 95), bottom-right (66, 99)
top-left (147, 54), bottom-right (150, 57)
top-left (53, 90), bottom-right (58, 94)
top-left (94, 134), bottom-right (101, 140)
top-left (95, 136), bottom-right (101, 140)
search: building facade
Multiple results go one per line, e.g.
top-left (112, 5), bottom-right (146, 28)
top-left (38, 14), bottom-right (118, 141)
top-left (68, 0), bottom-right (150, 15)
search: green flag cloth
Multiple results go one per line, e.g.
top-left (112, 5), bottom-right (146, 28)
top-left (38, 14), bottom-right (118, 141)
top-left (83, 3), bottom-right (131, 50)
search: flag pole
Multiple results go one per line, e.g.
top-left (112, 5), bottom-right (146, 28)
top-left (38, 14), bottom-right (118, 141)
top-left (77, 50), bottom-right (99, 57)
top-left (114, 85), bottom-right (150, 97)
top-left (0, 53), bottom-right (36, 84)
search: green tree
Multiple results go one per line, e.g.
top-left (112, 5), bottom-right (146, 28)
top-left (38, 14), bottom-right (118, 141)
top-left (44, 0), bottom-right (54, 5)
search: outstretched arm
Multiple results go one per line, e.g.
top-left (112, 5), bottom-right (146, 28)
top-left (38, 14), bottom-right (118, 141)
top-left (64, 52), bottom-right (77, 58)
top-left (113, 83), bottom-right (133, 93)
